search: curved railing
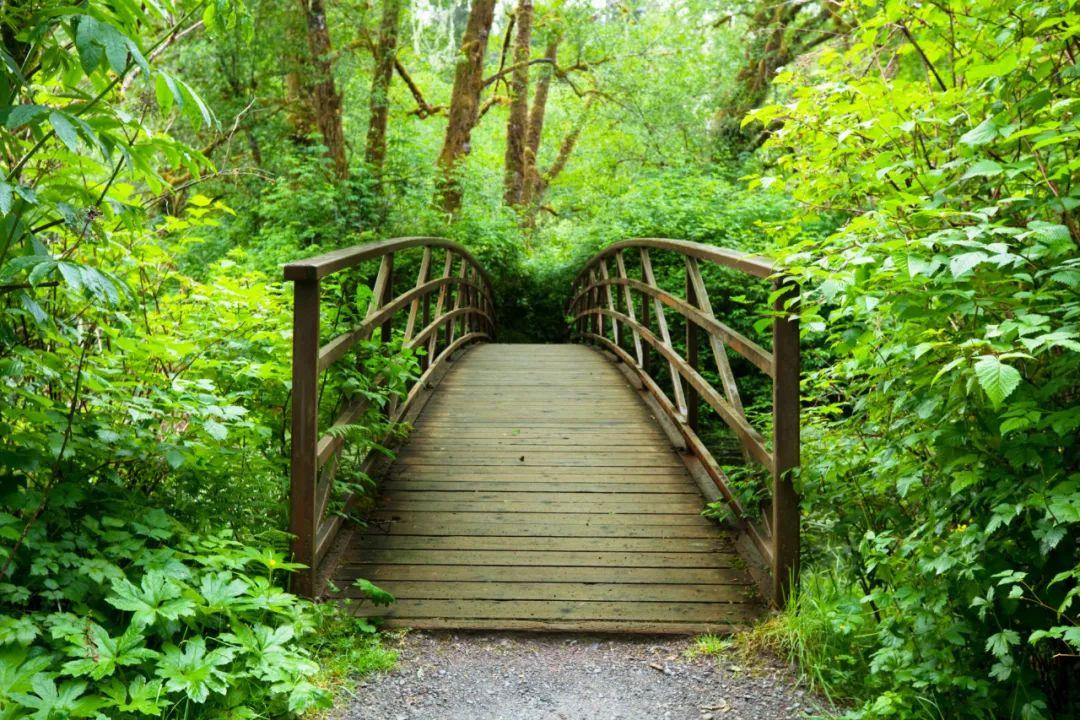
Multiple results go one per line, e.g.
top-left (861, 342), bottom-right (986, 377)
top-left (568, 238), bottom-right (799, 608)
top-left (284, 237), bottom-right (495, 596)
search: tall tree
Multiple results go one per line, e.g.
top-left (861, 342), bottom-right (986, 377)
top-left (298, 0), bottom-right (348, 178)
top-left (435, 0), bottom-right (497, 214)
top-left (502, 0), bottom-right (534, 205)
top-left (525, 92), bottom-right (595, 222)
top-left (522, 37), bottom-right (558, 207)
top-left (713, 0), bottom-right (842, 155)
top-left (365, 0), bottom-right (403, 175)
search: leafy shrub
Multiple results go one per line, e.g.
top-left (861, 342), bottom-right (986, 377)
top-left (0, 484), bottom-right (330, 718)
top-left (748, 1), bottom-right (1080, 717)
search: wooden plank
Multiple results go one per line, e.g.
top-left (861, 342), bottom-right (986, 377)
top-left (389, 465), bottom-right (690, 477)
top-left (357, 520), bottom-right (719, 539)
top-left (340, 581), bottom-right (753, 603)
top-left (336, 564), bottom-right (743, 584)
top-left (379, 491), bottom-right (701, 505)
top-left (376, 499), bottom-right (705, 514)
top-left (353, 534), bottom-right (730, 553)
top-left (387, 470), bottom-right (692, 482)
top-left (359, 618), bottom-right (747, 634)
top-left (366, 510), bottom-right (715, 526)
top-left (390, 455), bottom-right (684, 468)
top-left (348, 549), bottom-right (736, 568)
top-left (381, 480), bottom-right (696, 493)
top-left (360, 599), bottom-right (759, 623)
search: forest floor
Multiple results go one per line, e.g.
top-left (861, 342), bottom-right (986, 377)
top-left (334, 631), bottom-right (820, 720)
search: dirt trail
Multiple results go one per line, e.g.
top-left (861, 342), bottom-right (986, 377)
top-left (338, 632), bottom-right (818, 720)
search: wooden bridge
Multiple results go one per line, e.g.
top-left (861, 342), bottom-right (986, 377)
top-left (283, 237), bottom-right (799, 633)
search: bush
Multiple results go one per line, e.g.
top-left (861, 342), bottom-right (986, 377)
top-left (0, 484), bottom-right (329, 718)
top-left (749, 1), bottom-right (1080, 716)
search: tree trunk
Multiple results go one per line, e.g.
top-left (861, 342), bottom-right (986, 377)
top-left (526, 93), bottom-right (594, 223)
top-left (521, 37), bottom-right (558, 207)
top-left (435, 0), bottom-right (498, 214)
top-left (365, 0), bottom-right (402, 175)
top-left (714, 1), bottom-right (838, 155)
top-left (298, 0), bottom-right (348, 178)
top-left (502, 0), bottom-right (533, 205)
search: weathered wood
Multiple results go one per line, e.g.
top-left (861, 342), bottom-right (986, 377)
top-left (337, 564), bottom-right (738, 584)
top-left (358, 598), bottom-right (760, 623)
top-left (285, 238), bottom-right (495, 598)
top-left (331, 344), bottom-right (760, 630)
top-left (283, 236), bottom-right (494, 287)
top-left (570, 276), bottom-right (772, 375)
top-left (570, 238), bottom-right (801, 610)
top-left (289, 279), bottom-right (320, 597)
top-left (772, 278), bottom-right (801, 607)
top-left (640, 248), bottom-right (687, 416)
top-left (348, 618), bottom-right (747, 634)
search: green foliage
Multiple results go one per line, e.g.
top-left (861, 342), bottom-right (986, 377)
top-left (2, 3), bottom-right (402, 719)
top-left (749, 0), bottom-right (1080, 716)
top-left (0, 484), bottom-right (330, 718)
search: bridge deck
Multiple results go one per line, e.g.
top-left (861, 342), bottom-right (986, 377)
top-left (333, 344), bottom-right (762, 633)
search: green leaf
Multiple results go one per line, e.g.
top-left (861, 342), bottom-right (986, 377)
top-left (106, 571), bottom-right (196, 627)
top-left (5, 104), bottom-right (47, 129)
top-left (74, 16), bottom-right (105, 74)
top-left (960, 117), bottom-right (1002, 146)
top-left (204, 419), bottom-right (228, 441)
top-left (973, 355), bottom-right (1022, 407)
top-left (49, 111), bottom-right (80, 152)
top-left (962, 159), bottom-right (1002, 178)
top-left (949, 251), bottom-right (988, 278)
top-left (155, 637), bottom-right (234, 703)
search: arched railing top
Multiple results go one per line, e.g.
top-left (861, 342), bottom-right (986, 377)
top-left (284, 235), bottom-right (495, 290)
top-left (285, 237), bottom-right (495, 597)
top-left (571, 238), bottom-right (775, 287)
top-left (568, 238), bottom-right (799, 608)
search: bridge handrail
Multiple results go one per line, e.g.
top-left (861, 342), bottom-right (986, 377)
top-left (568, 238), bottom-right (799, 608)
top-left (284, 237), bottom-right (495, 596)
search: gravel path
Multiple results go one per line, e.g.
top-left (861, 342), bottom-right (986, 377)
top-left (337, 632), bottom-right (819, 720)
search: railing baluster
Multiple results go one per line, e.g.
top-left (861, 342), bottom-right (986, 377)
top-left (429, 251), bottom-right (454, 361)
top-left (615, 251), bottom-right (643, 366)
top-left (404, 247), bottom-right (432, 342)
top-left (289, 278), bottom-right (320, 598)
top-left (449, 256), bottom-right (467, 345)
top-left (598, 259), bottom-right (619, 347)
top-left (639, 248), bottom-right (687, 417)
top-left (685, 267), bottom-right (700, 433)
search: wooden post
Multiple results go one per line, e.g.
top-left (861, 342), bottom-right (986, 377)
top-left (685, 269), bottom-right (700, 433)
top-left (290, 278), bottom-right (320, 598)
top-left (771, 278), bottom-right (800, 608)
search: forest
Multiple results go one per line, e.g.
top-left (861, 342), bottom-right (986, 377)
top-left (0, 0), bottom-right (1077, 718)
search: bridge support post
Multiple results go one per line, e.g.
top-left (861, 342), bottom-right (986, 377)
top-left (771, 279), bottom-right (800, 608)
top-left (290, 278), bottom-right (320, 598)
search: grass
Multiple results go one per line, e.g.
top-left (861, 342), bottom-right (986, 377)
top-left (729, 564), bottom-right (873, 710)
top-left (686, 633), bottom-right (732, 658)
top-left (304, 602), bottom-right (400, 715)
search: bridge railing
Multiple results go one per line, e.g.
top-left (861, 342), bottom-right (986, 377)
top-left (568, 239), bottom-right (799, 608)
top-left (284, 237), bottom-right (495, 596)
